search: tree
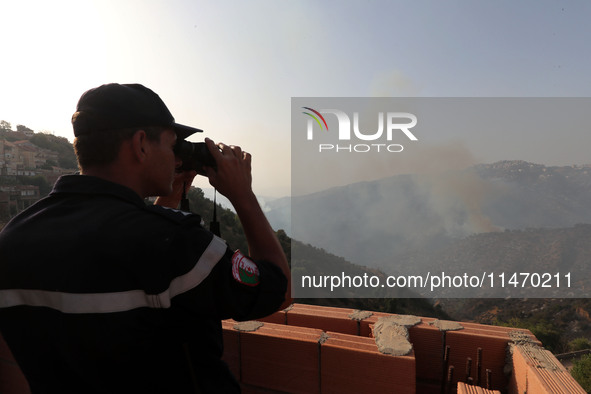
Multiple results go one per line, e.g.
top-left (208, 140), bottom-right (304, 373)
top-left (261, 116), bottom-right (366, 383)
top-left (569, 337), bottom-right (591, 352)
top-left (496, 317), bottom-right (562, 352)
top-left (16, 124), bottom-right (34, 134)
top-left (571, 354), bottom-right (591, 392)
top-left (0, 120), bottom-right (12, 131)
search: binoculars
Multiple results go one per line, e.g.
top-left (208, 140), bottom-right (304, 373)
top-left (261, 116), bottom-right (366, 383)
top-left (174, 141), bottom-right (216, 173)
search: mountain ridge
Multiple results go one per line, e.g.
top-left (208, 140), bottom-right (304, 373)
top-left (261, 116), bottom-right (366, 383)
top-left (267, 160), bottom-right (591, 265)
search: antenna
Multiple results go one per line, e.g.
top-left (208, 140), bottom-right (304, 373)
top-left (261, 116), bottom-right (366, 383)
top-left (180, 181), bottom-right (190, 212)
top-left (210, 189), bottom-right (221, 236)
top-left (179, 182), bottom-right (220, 236)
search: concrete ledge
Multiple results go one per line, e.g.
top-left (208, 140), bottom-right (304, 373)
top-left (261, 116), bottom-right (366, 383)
top-left (371, 315), bottom-right (421, 356)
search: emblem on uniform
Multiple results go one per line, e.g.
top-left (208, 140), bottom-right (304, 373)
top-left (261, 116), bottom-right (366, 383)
top-left (232, 250), bottom-right (260, 286)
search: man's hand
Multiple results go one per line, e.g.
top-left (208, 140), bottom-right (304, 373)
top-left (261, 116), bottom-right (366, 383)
top-left (203, 137), bottom-right (253, 202)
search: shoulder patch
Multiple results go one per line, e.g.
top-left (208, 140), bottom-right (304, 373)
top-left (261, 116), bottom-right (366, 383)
top-left (232, 250), bottom-right (260, 287)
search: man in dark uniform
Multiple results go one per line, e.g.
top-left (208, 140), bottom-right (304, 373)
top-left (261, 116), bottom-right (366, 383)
top-left (0, 83), bottom-right (291, 393)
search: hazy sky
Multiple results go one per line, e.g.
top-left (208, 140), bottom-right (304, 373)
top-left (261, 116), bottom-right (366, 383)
top-left (2, 1), bottom-right (590, 197)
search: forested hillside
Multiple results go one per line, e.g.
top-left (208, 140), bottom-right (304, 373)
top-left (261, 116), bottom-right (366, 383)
top-left (190, 187), bottom-right (591, 352)
top-left (186, 186), bottom-right (450, 319)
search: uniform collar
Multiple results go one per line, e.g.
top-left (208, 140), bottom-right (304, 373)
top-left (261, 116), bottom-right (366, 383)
top-left (51, 174), bottom-right (146, 206)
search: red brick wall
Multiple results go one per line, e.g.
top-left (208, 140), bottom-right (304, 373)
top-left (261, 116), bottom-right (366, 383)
top-left (1, 303), bottom-right (585, 393)
top-left (509, 342), bottom-right (586, 394)
top-left (236, 303), bottom-right (584, 394)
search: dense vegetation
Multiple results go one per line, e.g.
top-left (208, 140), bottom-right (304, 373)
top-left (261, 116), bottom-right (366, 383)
top-left (28, 133), bottom-right (77, 169)
top-left (571, 354), bottom-right (591, 392)
top-left (186, 186), bottom-right (450, 318)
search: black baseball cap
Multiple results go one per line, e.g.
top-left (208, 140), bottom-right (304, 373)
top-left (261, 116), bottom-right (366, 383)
top-left (71, 83), bottom-right (202, 139)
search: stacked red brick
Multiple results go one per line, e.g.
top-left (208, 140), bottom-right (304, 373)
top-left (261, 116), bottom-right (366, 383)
top-left (1, 302), bottom-right (587, 393)
top-left (457, 381), bottom-right (500, 394)
top-left (225, 307), bottom-right (416, 394)
top-left (240, 303), bottom-right (586, 394)
top-left (509, 337), bottom-right (586, 394)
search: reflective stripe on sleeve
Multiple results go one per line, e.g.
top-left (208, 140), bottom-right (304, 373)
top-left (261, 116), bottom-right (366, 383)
top-left (0, 235), bottom-right (227, 314)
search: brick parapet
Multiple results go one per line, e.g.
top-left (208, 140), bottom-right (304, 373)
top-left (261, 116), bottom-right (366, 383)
top-left (0, 302), bottom-right (586, 393)
top-left (509, 340), bottom-right (586, 394)
top-left (238, 303), bottom-right (584, 393)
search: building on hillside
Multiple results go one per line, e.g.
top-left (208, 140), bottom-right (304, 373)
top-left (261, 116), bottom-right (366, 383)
top-left (37, 166), bottom-right (75, 186)
top-left (0, 190), bottom-right (9, 221)
top-left (0, 140), bottom-right (36, 176)
top-left (0, 185), bottom-right (40, 219)
top-left (18, 128), bottom-right (35, 138)
top-left (0, 139), bottom-right (14, 175)
top-left (12, 140), bottom-right (59, 169)
top-left (34, 148), bottom-right (60, 169)
top-left (1, 138), bottom-right (63, 179)
top-left (11, 129), bottom-right (30, 140)
top-left (3, 131), bottom-right (29, 140)
top-left (13, 143), bottom-right (37, 175)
